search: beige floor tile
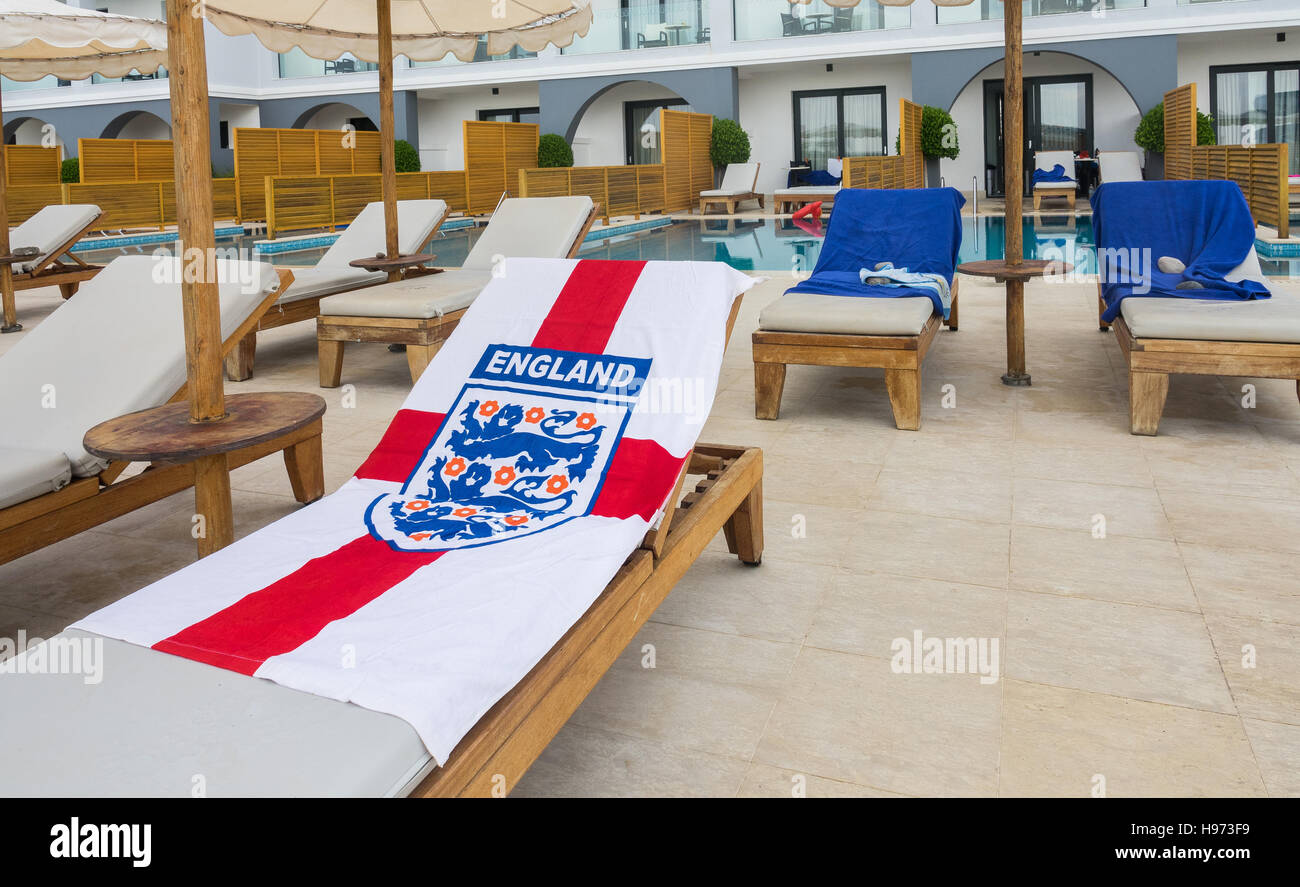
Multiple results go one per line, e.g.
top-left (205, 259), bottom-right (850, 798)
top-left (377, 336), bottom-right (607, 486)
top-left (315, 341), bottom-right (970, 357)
top-left (806, 572), bottom-right (1006, 661)
top-left (1204, 614), bottom-right (1300, 725)
top-left (1010, 439), bottom-right (1153, 489)
top-left (512, 723), bottom-right (749, 798)
top-left (1160, 489), bottom-right (1300, 554)
top-left (1241, 718), bottom-right (1300, 797)
top-left (868, 467), bottom-right (1012, 523)
top-left (570, 621), bottom-right (797, 759)
top-left (1179, 542), bottom-right (1300, 626)
top-left (0, 604), bottom-right (73, 661)
top-left (1013, 476), bottom-right (1172, 540)
top-left (1005, 591), bottom-right (1235, 713)
top-left (754, 646), bottom-right (1002, 796)
top-left (999, 681), bottom-right (1265, 797)
top-left (652, 554), bottom-right (838, 645)
top-left (737, 763), bottom-right (907, 798)
top-left (1009, 525), bottom-right (1198, 611)
top-left (839, 510), bottom-right (1010, 588)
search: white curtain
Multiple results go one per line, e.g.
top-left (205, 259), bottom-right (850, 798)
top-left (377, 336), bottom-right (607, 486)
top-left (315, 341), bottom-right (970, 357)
top-left (625, 0), bottom-right (663, 47)
top-left (1037, 81), bottom-right (1087, 152)
top-left (843, 92), bottom-right (883, 156)
top-left (798, 95), bottom-right (837, 170)
top-left (1215, 70), bottom-right (1268, 148)
top-left (1273, 68), bottom-right (1299, 176)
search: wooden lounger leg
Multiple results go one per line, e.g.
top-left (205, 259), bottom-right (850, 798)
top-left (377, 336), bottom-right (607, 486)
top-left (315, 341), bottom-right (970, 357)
top-left (946, 281), bottom-right (960, 331)
top-left (885, 367), bottom-right (922, 431)
top-left (283, 433), bottom-right (325, 504)
top-left (58, 283), bottom-right (79, 300)
top-left (0, 268), bottom-right (18, 333)
top-left (406, 342), bottom-right (439, 383)
top-left (1098, 294), bottom-right (1110, 332)
top-left (754, 362), bottom-right (787, 420)
top-left (722, 478), bottom-right (763, 566)
top-left (1129, 371), bottom-right (1169, 436)
top-left (193, 454), bottom-right (234, 559)
top-left (224, 331), bottom-right (257, 382)
top-left (318, 338), bottom-right (345, 388)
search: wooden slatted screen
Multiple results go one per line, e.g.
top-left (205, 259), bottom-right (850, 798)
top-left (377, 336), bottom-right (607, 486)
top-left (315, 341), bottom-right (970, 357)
top-left (899, 98), bottom-right (925, 189)
top-left (516, 165), bottom-right (667, 220)
top-left (658, 108), bottom-right (712, 212)
top-left (462, 120), bottom-right (540, 213)
top-left (3, 145), bottom-right (62, 186)
top-left (78, 138), bottom-right (175, 183)
top-left (263, 171), bottom-right (470, 238)
top-left (1162, 84), bottom-right (1289, 237)
top-left (6, 178), bottom-right (237, 228)
top-left (233, 127), bottom-right (382, 221)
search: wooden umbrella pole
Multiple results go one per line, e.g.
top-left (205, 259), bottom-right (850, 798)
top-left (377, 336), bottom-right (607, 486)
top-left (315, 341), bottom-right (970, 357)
top-left (167, 0), bottom-right (225, 423)
top-left (0, 84), bottom-right (20, 333)
top-left (1004, 0), bottom-right (1024, 267)
top-left (377, 0), bottom-right (399, 265)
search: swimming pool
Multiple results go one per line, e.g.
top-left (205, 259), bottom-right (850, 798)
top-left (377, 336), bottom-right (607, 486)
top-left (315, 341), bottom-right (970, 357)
top-left (73, 214), bottom-right (1298, 278)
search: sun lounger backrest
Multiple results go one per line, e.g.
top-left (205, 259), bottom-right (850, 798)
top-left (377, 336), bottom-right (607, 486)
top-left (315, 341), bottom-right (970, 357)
top-left (0, 255), bottom-right (282, 477)
top-left (8, 204), bottom-right (101, 274)
top-left (718, 163), bottom-right (760, 193)
top-left (461, 196), bottom-right (594, 271)
top-left (1099, 151), bottom-right (1143, 183)
top-left (1035, 150), bottom-right (1075, 174)
top-left (319, 199), bottom-right (448, 268)
top-left (807, 187), bottom-right (965, 281)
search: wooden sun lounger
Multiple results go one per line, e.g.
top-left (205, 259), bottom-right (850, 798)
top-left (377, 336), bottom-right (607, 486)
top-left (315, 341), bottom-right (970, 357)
top-left (752, 281), bottom-right (959, 431)
top-left (1, 212), bottom-right (105, 330)
top-left (0, 269), bottom-right (324, 568)
top-left (699, 163), bottom-right (763, 215)
top-left (316, 204), bottom-right (600, 387)
top-left (223, 205), bottom-right (451, 382)
top-left (775, 188), bottom-right (840, 215)
top-left (1098, 283), bottom-right (1300, 436)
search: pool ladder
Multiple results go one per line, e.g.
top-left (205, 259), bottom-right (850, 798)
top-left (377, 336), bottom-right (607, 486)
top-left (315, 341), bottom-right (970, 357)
top-left (971, 176), bottom-right (979, 216)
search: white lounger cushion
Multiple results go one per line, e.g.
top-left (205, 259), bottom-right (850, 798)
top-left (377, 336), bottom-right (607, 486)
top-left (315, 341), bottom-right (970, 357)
top-left (0, 255), bottom-right (282, 477)
top-left (319, 269), bottom-right (491, 318)
top-left (274, 199), bottom-right (447, 305)
top-left (703, 163), bottom-right (759, 196)
top-left (0, 631), bottom-right (431, 797)
top-left (0, 446), bottom-right (72, 510)
top-left (1099, 151), bottom-right (1143, 183)
top-left (461, 196), bottom-right (593, 271)
top-left (760, 291), bottom-right (935, 336)
top-left (776, 185), bottom-right (842, 196)
top-left (8, 204), bottom-right (101, 274)
top-left (1120, 287), bottom-right (1300, 343)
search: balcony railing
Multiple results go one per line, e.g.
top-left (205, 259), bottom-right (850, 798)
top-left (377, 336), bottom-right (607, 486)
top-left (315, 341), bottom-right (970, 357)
top-left (564, 0), bottom-right (711, 54)
top-left (411, 38), bottom-right (538, 67)
top-left (91, 68), bottom-right (168, 85)
top-left (734, 0), bottom-right (908, 42)
top-left (937, 0), bottom-right (1146, 22)
top-left (277, 49), bottom-right (379, 79)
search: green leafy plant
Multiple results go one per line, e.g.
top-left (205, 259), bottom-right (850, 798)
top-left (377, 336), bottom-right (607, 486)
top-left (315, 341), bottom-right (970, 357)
top-left (60, 157), bottom-right (79, 183)
top-left (394, 138), bottom-right (421, 173)
top-left (1134, 102), bottom-right (1217, 153)
top-left (894, 106), bottom-right (959, 159)
top-left (538, 133), bottom-right (574, 168)
top-left (710, 118), bottom-right (751, 169)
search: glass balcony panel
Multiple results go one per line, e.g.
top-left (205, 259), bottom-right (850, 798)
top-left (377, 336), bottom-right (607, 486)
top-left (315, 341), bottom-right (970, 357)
top-left (0, 75), bottom-right (69, 92)
top-left (937, 0), bottom-right (1146, 23)
top-left (91, 67), bottom-right (168, 85)
top-left (564, 0), bottom-right (711, 54)
top-left (733, 0), bottom-right (908, 42)
top-left (278, 49), bottom-right (379, 79)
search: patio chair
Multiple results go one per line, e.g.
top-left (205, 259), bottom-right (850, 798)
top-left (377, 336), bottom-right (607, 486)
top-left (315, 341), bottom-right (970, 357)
top-left (753, 187), bottom-right (965, 430)
top-left (1092, 179), bottom-right (1290, 435)
top-left (1032, 150), bottom-right (1078, 210)
top-left (0, 258), bottom-right (763, 797)
top-left (316, 196), bottom-right (598, 386)
top-left (637, 23), bottom-right (669, 47)
top-left (0, 255), bottom-right (323, 568)
top-left (1098, 151), bottom-right (1144, 184)
top-left (225, 199), bottom-right (449, 382)
top-left (2, 204), bottom-right (104, 329)
top-left (699, 162), bottom-right (763, 215)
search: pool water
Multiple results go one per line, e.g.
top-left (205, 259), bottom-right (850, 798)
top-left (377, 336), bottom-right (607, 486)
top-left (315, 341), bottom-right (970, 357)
top-left (74, 214), bottom-right (1299, 278)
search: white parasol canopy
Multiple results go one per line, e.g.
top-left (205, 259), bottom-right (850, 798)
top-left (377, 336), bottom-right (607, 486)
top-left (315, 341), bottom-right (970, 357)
top-left (199, 0), bottom-right (593, 63)
top-left (0, 0), bottom-right (167, 81)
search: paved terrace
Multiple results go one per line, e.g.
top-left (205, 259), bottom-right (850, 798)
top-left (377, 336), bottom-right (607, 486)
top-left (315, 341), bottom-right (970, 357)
top-left (2, 260), bottom-right (1298, 797)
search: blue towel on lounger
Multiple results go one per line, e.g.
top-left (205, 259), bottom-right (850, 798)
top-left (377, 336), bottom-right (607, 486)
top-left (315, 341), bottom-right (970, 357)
top-left (786, 187), bottom-right (965, 319)
top-left (1032, 164), bottom-right (1075, 186)
top-left (804, 169), bottom-right (842, 186)
top-left (1091, 180), bottom-right (1270, 323)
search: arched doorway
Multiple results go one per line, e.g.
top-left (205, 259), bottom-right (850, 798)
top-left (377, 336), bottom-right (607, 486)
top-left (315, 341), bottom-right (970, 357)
top-left (100, 109), bottom-right (172, 140)
top-left (292, 102), bottom-right (377, 133)
top-left (569, 80), bottom-right (691, 167)
top-left (3, 115), bottom-right (65, 154)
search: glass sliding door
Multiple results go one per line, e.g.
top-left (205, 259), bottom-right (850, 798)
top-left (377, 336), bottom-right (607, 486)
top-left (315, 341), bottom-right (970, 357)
top-left (1212, 63), bottom-right (1300, 176)
top-left (983, 74), bottom-right (1092, 197)
top-left (793, 87), bottom-right (886, 171)
top-left (624, 98), bottom-right (690, 165)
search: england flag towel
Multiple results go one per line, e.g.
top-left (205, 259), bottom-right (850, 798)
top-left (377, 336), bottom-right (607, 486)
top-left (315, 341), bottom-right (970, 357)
top-left (75, 258), bottom-right (757, 764)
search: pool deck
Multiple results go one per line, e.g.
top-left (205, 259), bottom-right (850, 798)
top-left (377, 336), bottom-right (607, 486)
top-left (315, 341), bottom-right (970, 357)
top-left (2, 266), bottom-right (1299, 797)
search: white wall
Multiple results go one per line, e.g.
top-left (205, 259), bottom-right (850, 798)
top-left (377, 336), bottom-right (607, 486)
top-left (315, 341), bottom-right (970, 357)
top-left (943, 53), bottom-right (1141, 194)
top-left (298, 102), bottom-right (374, 134)
top-left (570, 81), bottom-right (689, 167)
top-left (116, 112), bottom-right (171, 140)
top-left (416, 84), bottom-right (540, 171)
top-left (738, 57), bottom-right (912, 197)
top-left (8, 118), bottom-right (65, 153)
top-left (1178, 29), bottom-right (1299, 139)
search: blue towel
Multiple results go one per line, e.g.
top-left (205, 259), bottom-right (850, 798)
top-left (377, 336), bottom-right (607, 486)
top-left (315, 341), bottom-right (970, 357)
top-left (787, 187), bottom-right (966, 318)
top-left (1091, 180), bottom-right (1270, 323)
top-left (1032, 164), bottom-right (1075, 186)
top-left (803, 169), bottom-right (841, 186)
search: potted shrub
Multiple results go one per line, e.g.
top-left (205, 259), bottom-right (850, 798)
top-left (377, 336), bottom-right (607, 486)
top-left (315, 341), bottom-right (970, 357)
top-left (394, 138), bottom-right (421, 173)
top-left (710, 117), bottom-right (751, 187)
top-left (918, 105), bottom-right (959, 187)
top-left (1134, 102), bottom-right (1217, 180)
top-left (60, 157), bottom-right (79, 183)
top-left (538, 133), bottom-right (574, 168)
